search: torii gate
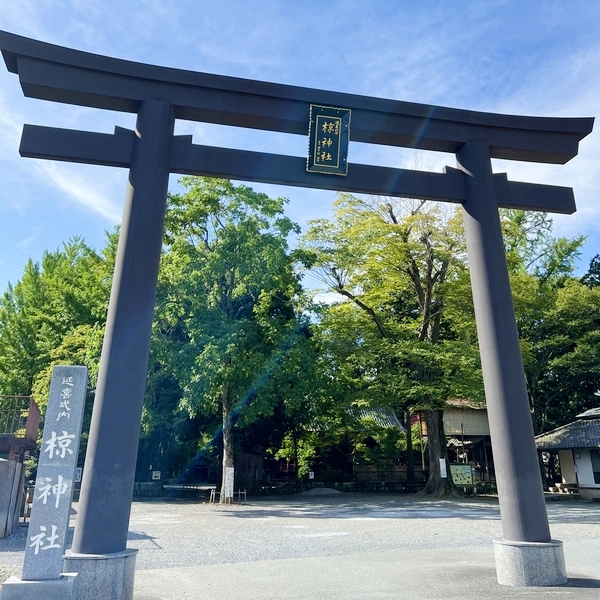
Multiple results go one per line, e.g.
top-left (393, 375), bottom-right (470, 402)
top-left (0, 30), bottom-right (593, 597)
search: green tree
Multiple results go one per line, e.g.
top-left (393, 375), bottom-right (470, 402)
top-left (499, 209), bottom-right (590, 433)
top-left (0, 236), bottom-right (113, 472)
top-left (581, 254), bottom-right (600, 288)
top-left (303, 194), bottom-right (480, 495)
top-left (0, 237), bottom-right (112, 403)
top-left (156, 177), bottom-right (308, 499)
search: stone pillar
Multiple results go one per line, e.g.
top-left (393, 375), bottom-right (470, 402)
top-left (456, 141), bottom-right (566, 586)
top-left (68, 99), bottom-right (174, 600)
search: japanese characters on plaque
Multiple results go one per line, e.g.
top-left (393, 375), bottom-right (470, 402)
top-left (306, 104), bottom-right (351, 176)
top-left (22, 366), bottom-right (87, 581)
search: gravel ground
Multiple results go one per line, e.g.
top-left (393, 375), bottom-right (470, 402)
top-left (127, 494), bottom-right (506, 570)
top-left (1, 493), bottom-right (599, 587)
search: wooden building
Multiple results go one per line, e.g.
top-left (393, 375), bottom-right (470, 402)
top-left (535, 407), bottom-right (600, 501)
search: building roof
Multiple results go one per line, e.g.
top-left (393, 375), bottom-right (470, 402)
top-left (445, 399), bottom-right (487, 410)
top-left (348, 407), bottom-right (404, 431)
top-left (535, 415), bottom-right (600, 451)
top-left (577, 407), bottom-right (600, 420)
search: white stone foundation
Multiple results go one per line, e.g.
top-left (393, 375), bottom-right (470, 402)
top-left (63, 549), bottom-right (137, 600)
top-left (1, 573), bottom-right (77, 600)
top-left (494, 538), bottom-right (567, 587)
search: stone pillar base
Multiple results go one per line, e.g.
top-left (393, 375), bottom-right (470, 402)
top-left (63, 549), bottom-right (137, 600)
top-left (494, 538), bottom-right (567, 586)
top-left (1, 573), bottom-right (77, 600)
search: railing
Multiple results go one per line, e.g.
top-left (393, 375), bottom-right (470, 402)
top-left (0, 395), bottom-right (40, 439)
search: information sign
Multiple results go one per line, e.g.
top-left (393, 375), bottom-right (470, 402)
top-left (224, 467), bottom-right (235, 499)
top-left (439, 458), bottom-right (447, 479)
top-left (450, 464), bottom-right (474, 485)
top-left (307, 104), bottom-right (351, 175)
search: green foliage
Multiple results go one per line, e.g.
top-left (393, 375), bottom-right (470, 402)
top-left (500, 209), bottom-right (594, 433)
top-left (303, 195), bottom-right (482, 415)
top-left (151, 177), bottom-right (321, 485)
top-left (581, 254), bottom-right (600, 288)
top-left (2, 179), bottom-right (597, 489)
top-left (159, 178), bottom-right (304, 418)
top-left (0, 237), bottom-right (111, 404)
top-left (275, 432), bottom-right (318, 477)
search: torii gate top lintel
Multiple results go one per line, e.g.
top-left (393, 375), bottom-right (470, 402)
top-left (1, 31), bottom-right (594, 216)
top-left (0, 29), bottom-right (593, 164)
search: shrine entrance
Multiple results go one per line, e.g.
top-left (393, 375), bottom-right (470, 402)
top-left (0, 30), bottom-right (593, 596)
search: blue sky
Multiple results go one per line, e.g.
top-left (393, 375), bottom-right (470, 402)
top-left (1, 0), bottom-right (599, 292)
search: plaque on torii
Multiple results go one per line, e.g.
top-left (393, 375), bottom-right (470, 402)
top-left (0, 30), bottom-right (593, 591)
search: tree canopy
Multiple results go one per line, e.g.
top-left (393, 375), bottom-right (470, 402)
top-left (1, 180), bottom-right (597, 496)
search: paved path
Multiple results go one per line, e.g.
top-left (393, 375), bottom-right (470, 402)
top-left (1, 493), bottom-right (599, 599)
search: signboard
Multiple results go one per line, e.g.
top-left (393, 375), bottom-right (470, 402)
top-left (439, 458), bottom-right (447, 479)
top-left (307, 104), bottom-right (351, 176)
top-left (22, 366), bottom-right (87, 581)
top-left (152, 471), bottom-right (161, 481)
top-left (308, 471), bottom-right (314, 480)
top-left (450, 464), bottom-right (474, 485)
top-left (224, 467), bottom-right (235, 499)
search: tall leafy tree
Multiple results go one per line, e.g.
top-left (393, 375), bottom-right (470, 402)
top-left (0, 237), bottom-right (112, 404)
top-left (303, 194), bottom-right (480, 495)
top-left (499, 210), bottom-right (592, 433)
top-left (156, 177), bottom-right (308, 498)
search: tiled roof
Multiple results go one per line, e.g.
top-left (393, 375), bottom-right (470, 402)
top-left (348, 407), bottom-right (404, 431)
top-left (535, 418), bottom-right (600, 451)
top-left (577, 407), bottom-right (600, 419)
top-left (445, 399), bottom-right (487, 410)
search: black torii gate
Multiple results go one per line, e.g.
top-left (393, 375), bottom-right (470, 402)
top-left (0, 30), bottom-right (593, 594)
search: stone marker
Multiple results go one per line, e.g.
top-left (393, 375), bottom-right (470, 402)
top-left (1, 365), bottom-right (87, 600)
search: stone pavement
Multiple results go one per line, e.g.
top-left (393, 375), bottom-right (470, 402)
top-left (126, 492), bottom-right (600, 600)
top-left (1, 492), bottom-right (599, 599)
top-left (134, 545), bottom-right (600, 600)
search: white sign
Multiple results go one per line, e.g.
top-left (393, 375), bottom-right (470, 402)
top-left (152, 471), bottom-right (161, 481)
top-left (439, 458), bottom-right (447, 479)
top-left (308, 471), bottom-right (314, 480)
top-left (225, 467), bottom-right (235, 498)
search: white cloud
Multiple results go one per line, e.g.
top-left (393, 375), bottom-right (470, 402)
top-left (37, 162), bottom-right (123, 223)
top-left (16, 231), bottom-right (39, 251)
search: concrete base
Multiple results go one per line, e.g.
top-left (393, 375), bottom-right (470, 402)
top-left (1, 573), bottom-right (77, 600)
top-left (63, 549), bottom-right (137, 600)
top-left (493, 538), bottom-right (567, 587)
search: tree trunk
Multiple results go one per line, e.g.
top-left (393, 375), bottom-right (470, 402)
top-left (418, 409), bottom-right (460, 497)
top-left (404, 410), bottom-right (415, 483)
top-left (220, 384), bottom-right (234, 503)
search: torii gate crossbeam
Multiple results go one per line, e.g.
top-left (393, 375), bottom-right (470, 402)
top-left (0, 30), bottom-right (593, 598)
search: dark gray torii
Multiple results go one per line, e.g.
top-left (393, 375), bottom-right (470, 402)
top-left (0, 30), bottom-right (593, 585)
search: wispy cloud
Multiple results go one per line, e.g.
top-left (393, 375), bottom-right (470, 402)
top-left (16, 231), bottom-right (39, 251)
top-left (38, 162), bottom-right (123, 223)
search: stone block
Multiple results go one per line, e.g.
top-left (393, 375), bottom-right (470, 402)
top-left (493, 538), bottom-right (567, 586)
top-left (63, 549), bottom-right (137, 600)
top-left (1, 573), bottom-right (76, 600)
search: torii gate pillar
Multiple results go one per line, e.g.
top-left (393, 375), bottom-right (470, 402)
top-left (63, 100), bottom-right (175, 597)
top-left (458, 141), bottom-right (566, 585)
top-left (72, 100), bottom-right (174, 555)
